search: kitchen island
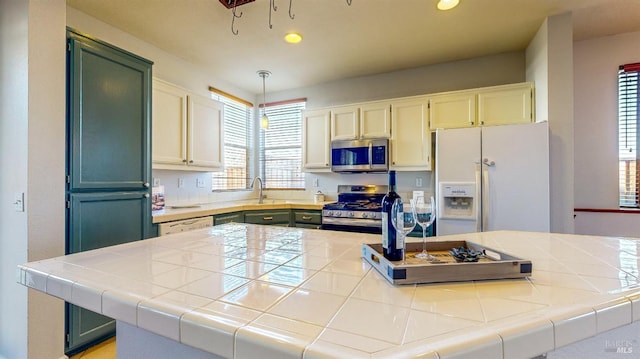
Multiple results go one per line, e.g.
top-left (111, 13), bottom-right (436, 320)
top-left (17, 225), bottom-right (640, 358)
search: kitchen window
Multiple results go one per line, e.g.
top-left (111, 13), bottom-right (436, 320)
top-left (259, 99), bottom-right (306, 189)
top-left (210, 90), bottom-right (253, 190)
top-left (618, 63), bottom-right (639, 208)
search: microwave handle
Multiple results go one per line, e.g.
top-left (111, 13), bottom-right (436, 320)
top-left (368, 142), bottom-right (373, 168)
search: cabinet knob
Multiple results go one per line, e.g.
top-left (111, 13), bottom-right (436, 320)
top-left (263, 216), bottom-right (273, 221)
top-left (189, 160), bottom-right (194, 163)
top-left (144, 193), bottom-right (150, 198)
top-left (143, 182), bottom-right (150, 188)
top-left (182, 159), bottom-right (187, 163)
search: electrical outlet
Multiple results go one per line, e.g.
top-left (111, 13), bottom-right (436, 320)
top-left (415, 177), bottom-right (423, 187)
top-left (153, 178), bottom-right (160, 187)
top-left (313, 178), bottom-right (319, 187)
top-left (178, 178), bottom-right (184, 188)
top-left (196, 177), bottom-right (205, 188)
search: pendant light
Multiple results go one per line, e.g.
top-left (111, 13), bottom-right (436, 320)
top-left (257, 70), bottom-right (271, 130)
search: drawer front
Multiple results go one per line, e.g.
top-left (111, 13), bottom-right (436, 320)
top-left (295, 223), bottom-right (321, 229)
top-left (293, 211), bottom-right (322, 225)
top-left (244, 210), bottom-right (291, 225)
top-left (214, 212), bottom-right (243, 225)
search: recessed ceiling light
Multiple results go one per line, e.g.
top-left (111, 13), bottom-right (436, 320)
top-left (284, 32), bottom-right (303, 44)
top-left (437, 0), bottom-right (460, 11)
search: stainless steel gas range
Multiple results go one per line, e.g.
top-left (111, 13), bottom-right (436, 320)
top-left (321, 185), bottom-right (387, 234)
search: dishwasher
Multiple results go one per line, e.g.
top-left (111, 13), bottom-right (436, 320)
top-left (158, 216), bottom-right (214, 236)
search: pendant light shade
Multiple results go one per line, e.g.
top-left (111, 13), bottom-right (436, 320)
top-left (257, 70), bottom-right (271, 130)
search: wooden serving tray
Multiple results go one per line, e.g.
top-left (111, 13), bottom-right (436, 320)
top-left (362, 240), bottom-right (532, 285)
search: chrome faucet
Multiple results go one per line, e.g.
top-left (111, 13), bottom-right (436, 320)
top-left (251, 176), bottom-right (264, 204)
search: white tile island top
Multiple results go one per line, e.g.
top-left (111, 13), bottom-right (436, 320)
top-left (17, 225), bottom-right (640, 358)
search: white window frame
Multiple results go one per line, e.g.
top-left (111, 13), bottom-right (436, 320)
top-left (258, 99), bottom-right (306, 190)
top-left (618, 63), bottom-right (639, 208)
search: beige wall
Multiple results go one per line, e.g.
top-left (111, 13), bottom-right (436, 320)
top-left (0, 0), bottom-right (66, 358)
top-left (573, 30), bottom-right (640, 237)
top-left (525, 13), bottom-right (575, 234)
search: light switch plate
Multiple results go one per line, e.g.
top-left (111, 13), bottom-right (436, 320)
top-left (14, 192), bottom-right (24, 212)
top-left (196, 178), bottom-right (205, 188)
top-left (178, 178), bottom-right (184, 188)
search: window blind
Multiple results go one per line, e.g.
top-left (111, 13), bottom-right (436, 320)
top-left (210, 94), bottom-right (253, 190)
top-left (259, 100), bottom-right (306, 189)
top-left (618, 63), bottom-right (639, 208)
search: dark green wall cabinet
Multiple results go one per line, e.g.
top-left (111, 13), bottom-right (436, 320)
top-left (65, 29), bottom-right (153, 355)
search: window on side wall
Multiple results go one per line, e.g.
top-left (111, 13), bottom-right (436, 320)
top-left (210, 89), bottom-right (253, 190)
top-left (618, 63), bottom-right (639, 208)
top-left (259, 99), bottom-right (306, 189)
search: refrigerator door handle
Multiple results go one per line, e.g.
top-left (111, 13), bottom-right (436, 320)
top-left (475, 162), bottom-right (482, 232)
top-left (482, 162), bottom-right (490, 231)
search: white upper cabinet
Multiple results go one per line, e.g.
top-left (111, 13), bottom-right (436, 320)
top-left (360, 101), bottom-right (391, 139)
top-left (390, 97), bottom-right (432, 171)
top-left (302, 109), bottom-right (331, 172)
top-left (429, 91), bottom-right (477, 129)
top-left (477, 83), bottom-right (533, 126)
top-left (429, 82), bottom-right (534, 130)
top-left (330, 105), bottom-right (359, 140)
top-left (331, 102), bottom-right (391, 140)
top-left (152, 79), bottom-right (224, 171)
top-left (188, 93), bottom-right (224, 168)
top-left (152, 79), bottom-right (188, 165)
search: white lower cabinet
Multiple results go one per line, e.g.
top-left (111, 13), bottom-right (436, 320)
top-left (158, 216), bottom-right (213, 236)
top-left (152, 79), bottom-right (224, 171)
top-left (390, 97), bottom-right (432, 171)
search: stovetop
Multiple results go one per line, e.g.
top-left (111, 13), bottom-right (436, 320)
top-left (322, 185), bottom-right (388, 212)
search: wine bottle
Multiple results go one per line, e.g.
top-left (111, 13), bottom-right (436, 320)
top-left (381, 170), bottom-right (402, 261)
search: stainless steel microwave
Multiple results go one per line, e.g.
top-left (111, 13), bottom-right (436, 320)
top-left (331, 138), bottom-right (389, 172)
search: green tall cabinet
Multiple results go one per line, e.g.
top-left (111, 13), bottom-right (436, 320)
top-left (65, 29), bottom-right (153, 355)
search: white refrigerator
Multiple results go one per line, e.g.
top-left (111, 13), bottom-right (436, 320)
top-left (435, 122), bottom-right (550, 235)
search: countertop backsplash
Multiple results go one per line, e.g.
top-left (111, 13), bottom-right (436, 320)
top-left (152, 169), bottom-right (434, 206)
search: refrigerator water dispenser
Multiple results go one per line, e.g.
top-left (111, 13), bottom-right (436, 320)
top-left (439, 182), bottom-right (475, 220)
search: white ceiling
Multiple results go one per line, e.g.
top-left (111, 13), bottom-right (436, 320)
top-left (66, 0), bottom-right (640, 95)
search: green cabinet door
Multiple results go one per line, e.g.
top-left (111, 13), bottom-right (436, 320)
top-left (68, 192), bottom-right (151, 252)
top-left (67, 30), bottom-right (152, 191)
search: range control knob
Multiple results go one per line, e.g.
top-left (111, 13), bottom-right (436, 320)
top-left (326, 211), bottom-right (333, 217)
top-left (361, 212), bottom-right (368, 218)
top-left (348, 211), bottom-right (354, 217)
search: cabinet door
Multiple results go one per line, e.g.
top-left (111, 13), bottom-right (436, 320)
top-left (477, 83), bottom-right (533, 126)
top-left (360, 102), bottom-right (391, 138)
top-left (330, 105), bottom-right (359, 140)
top-left (302, 109), bottom-right (331, 171)
top-left (152, 79), bottom-right (188, 165)
top-left (429, 92), bottom-right (477, 130)
top-left (68, 192), bottom-right (151, 253)
top-left (67, 34), bottom-right (151, 191)
top-left (391, 97), bottom-right (432, 170)
top-left (66, 191), bottom-right (150, 353)
top-left (188, 94), bottom-right (224, 169)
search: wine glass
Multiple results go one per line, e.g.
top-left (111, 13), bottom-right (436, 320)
top-left (413, 196), bottom-right (436, 260)
top-left (390, 198), bottom-right (417, 260)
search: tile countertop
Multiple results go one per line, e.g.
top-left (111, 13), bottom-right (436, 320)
top-left (17, 226), bottom-right (640, 359)
top-left (152, 199), bottom-right (328, 223)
